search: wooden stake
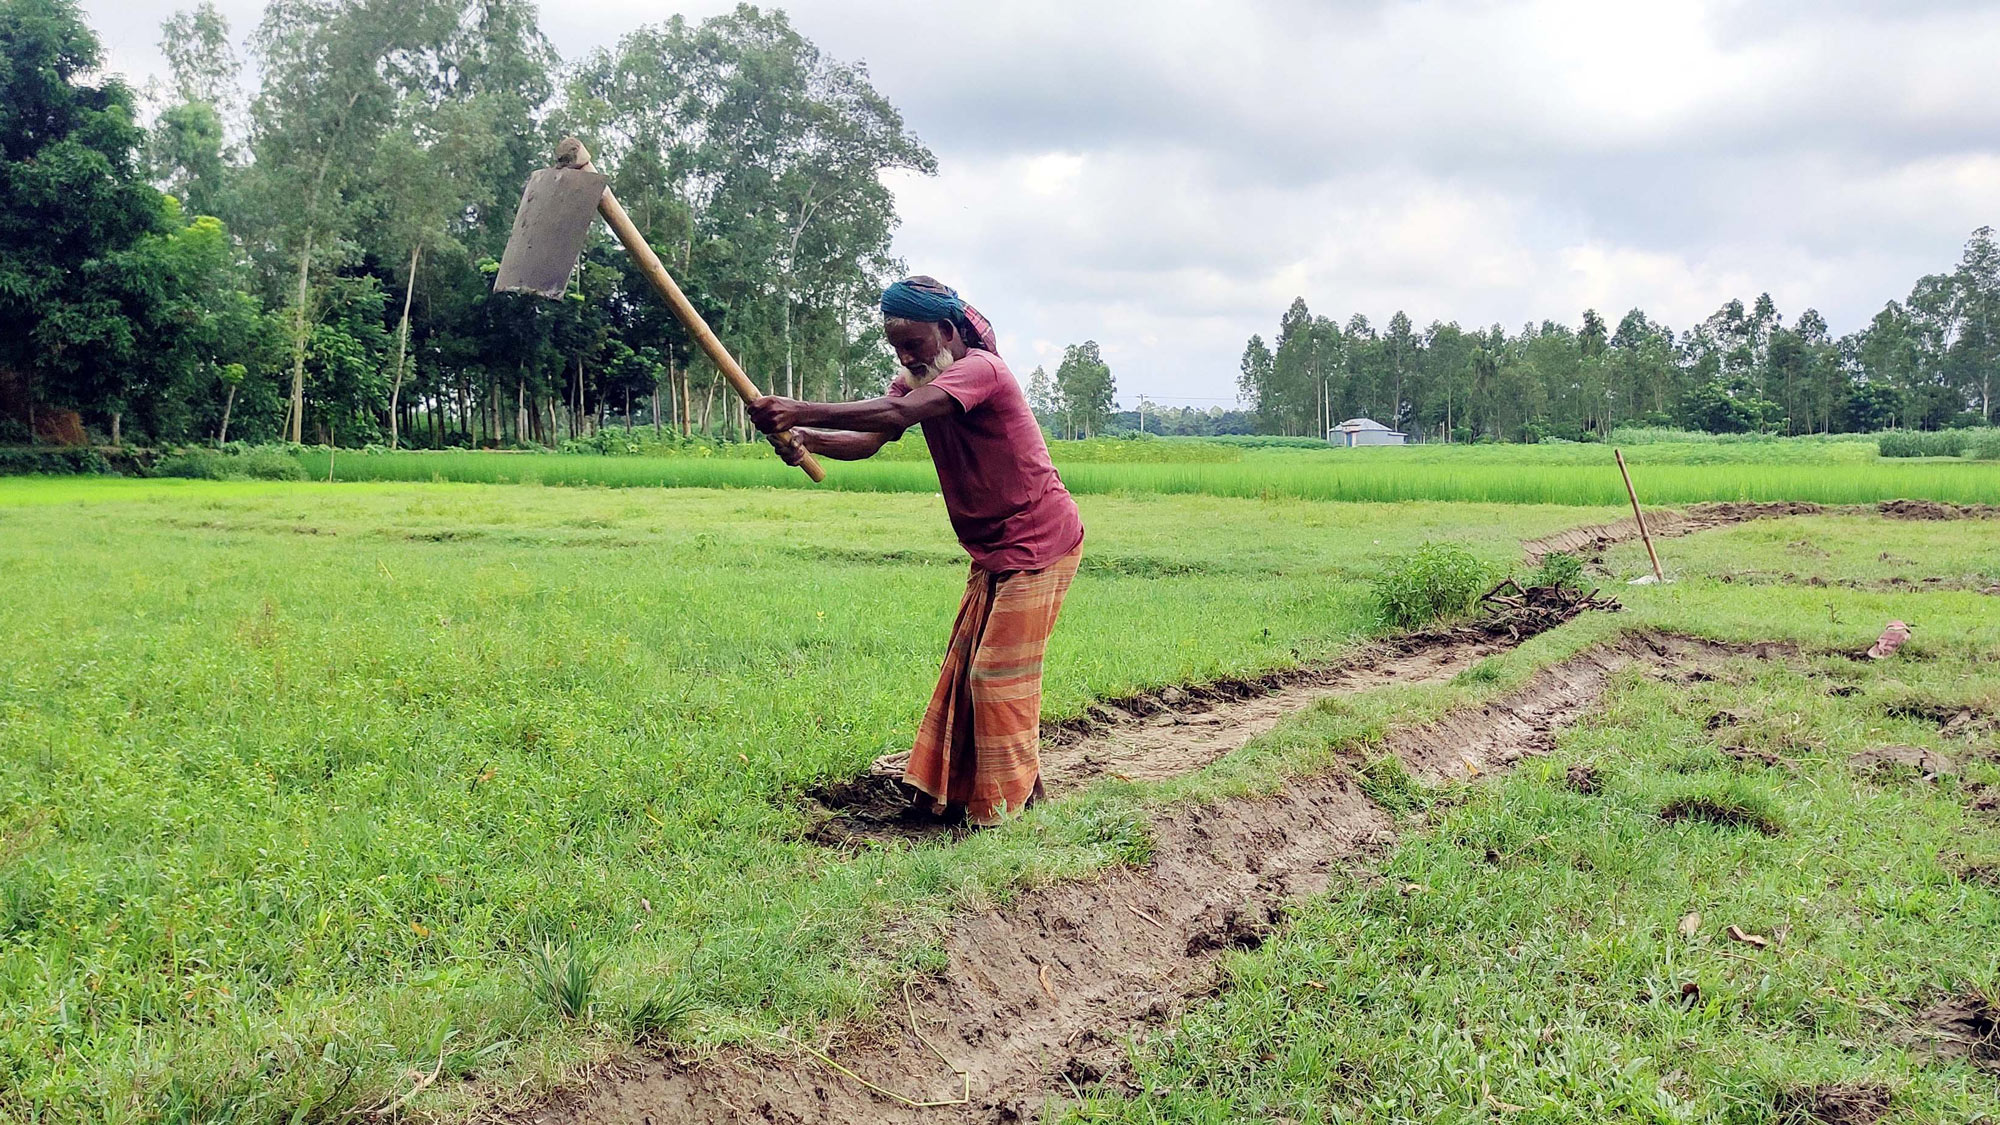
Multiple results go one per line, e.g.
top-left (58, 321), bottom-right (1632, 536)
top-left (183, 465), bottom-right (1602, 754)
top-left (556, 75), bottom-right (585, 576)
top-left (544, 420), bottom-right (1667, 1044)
top-left (1614, 448), bottom-right (1664, 582)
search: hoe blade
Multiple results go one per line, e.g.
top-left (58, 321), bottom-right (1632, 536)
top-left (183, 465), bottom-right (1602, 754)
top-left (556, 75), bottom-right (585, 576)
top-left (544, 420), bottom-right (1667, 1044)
top-left (492, 166), bottom-right (609, 298)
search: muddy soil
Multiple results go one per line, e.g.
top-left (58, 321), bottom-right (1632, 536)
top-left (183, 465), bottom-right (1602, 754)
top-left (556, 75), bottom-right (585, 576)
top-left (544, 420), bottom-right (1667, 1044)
top-left (1520, 501), bottom-right (1826, 565)
top-left (525, 632), bottom-right (1776, 1125)
top-left (1773, 1083), bottom-right (1892, 1125)
top-left (1716, 572), bottom-right (2000, 594)
top-left (1878, 500), bottom-right (2000, 521)
top-left (1848, 745), bottom-right (1958, 780)
top-left (1910, 992), bottom-right (2000, 1069)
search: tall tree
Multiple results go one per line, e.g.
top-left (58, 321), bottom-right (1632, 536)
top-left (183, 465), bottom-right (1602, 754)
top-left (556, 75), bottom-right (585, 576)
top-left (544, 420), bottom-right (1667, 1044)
top-left (0, 0), bottom-right (173, 439)
top-left (1056, 340), bottom-right (1115, 438)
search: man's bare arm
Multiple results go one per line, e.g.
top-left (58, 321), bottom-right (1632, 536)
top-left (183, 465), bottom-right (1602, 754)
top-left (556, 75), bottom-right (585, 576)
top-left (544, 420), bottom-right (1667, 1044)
top-left (794, 428), bottom-right (898, 461)
top-left (749, 384), bottom-right (960, 436)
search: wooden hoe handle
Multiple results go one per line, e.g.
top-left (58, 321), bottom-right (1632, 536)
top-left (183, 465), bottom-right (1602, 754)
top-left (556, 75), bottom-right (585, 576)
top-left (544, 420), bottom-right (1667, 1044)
top-left (559, 139), bottom-right (825, 483)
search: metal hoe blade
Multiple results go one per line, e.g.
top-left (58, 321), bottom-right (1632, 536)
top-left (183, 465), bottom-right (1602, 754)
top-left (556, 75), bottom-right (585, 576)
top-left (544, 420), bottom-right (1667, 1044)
top-left (492, 166), bottom-right (610, 298)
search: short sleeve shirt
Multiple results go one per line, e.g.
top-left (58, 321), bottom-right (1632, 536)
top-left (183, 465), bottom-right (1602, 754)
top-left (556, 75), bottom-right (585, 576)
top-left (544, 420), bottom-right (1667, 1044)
top-left (887, 349), bottom-right (1085, 572)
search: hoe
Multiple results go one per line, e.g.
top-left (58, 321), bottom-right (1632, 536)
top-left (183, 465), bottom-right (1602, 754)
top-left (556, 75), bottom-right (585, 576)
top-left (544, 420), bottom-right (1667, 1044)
top-left (492, 137), bottom-right (825, 482)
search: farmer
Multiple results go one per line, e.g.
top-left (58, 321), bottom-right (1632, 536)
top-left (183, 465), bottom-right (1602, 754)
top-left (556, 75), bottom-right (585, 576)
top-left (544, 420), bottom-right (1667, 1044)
top-left (748, 276), bottom-right (1085, 826)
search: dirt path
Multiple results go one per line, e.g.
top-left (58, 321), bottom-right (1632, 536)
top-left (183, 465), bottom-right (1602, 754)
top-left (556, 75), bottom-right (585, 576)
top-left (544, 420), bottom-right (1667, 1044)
top-left (525, 632), bottom-right (1784, 1125)
top-left (1520, 500), bottom-right (1828, 565)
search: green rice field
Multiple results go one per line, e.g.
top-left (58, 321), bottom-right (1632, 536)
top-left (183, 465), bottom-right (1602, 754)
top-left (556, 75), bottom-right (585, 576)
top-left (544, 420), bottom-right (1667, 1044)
top-left (298, 438), bottom-right (2000, 506)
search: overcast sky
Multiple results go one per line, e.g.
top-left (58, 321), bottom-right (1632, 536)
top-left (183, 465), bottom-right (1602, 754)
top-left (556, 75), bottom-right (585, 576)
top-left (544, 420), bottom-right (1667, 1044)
top-left (86, 0), bottom-right (2000, 406)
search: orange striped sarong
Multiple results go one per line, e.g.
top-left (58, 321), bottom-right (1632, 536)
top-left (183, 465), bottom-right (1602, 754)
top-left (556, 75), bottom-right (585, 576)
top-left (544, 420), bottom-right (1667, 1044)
top-left (904, 544), bottom-right (1083, 826)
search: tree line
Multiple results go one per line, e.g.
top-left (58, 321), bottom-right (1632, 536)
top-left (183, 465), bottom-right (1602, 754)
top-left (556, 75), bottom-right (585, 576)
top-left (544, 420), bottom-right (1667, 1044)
top-left (0, 0), bottom-right (931, 450)
top-left (1238, 227), bottom-right (2000, 441)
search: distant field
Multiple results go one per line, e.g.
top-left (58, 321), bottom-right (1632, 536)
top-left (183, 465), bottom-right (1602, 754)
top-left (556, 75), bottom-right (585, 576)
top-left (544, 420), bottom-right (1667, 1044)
top-left (298, 442), bottom-right (2000, 506)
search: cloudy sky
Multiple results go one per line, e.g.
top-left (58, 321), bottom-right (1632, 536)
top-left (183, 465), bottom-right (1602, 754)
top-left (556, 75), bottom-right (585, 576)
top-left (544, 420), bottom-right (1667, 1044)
top-left (86, 0), bottom-right (2000, 406)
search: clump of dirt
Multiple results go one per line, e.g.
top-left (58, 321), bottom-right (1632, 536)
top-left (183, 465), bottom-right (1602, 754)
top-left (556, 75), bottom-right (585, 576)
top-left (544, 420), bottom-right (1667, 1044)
top-left (1773, 1083), bottom-right (1892, 1125)
top-left (1565, 764), bottom-right (1603, 794)
top-left (1946, 853), bottom-right (2000, 887)
top-left (1660, 796), bottom-right (1783, 836)
top-left (1878, 499), bottom-right (2000, 521)
top-left (1521, 501), bottom-right (1826, 566)
top-left (1910, 992), bottom-right (2000, 1068)
top-left (1723, 741), bottom-right (1794, 771)
top-left (1882, 700), bottom-right (1993, 738)
top-left (533, 634), bottom-right (1774, 1125)
top-left (803, 775), bottom-right (968, 846)
top-left (1848, 745), bottom-right (1957, 781)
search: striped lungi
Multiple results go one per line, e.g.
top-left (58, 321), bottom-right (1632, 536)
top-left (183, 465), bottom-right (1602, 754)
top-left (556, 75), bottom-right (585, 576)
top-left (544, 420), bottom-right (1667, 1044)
top-left (904, 544), bottom-right (1083, 826)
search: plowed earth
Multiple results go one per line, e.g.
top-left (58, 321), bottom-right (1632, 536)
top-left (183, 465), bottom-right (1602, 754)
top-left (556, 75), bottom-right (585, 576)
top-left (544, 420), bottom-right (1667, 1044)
top-left (527, 633), bottom-right (1785, 1125)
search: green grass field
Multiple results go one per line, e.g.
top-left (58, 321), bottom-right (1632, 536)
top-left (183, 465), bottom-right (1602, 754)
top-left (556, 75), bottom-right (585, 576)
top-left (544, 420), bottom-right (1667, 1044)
top-left (2, 466), bottom-right (1996, 1123)
top-left (298, 440), bottom-right (2000, 507)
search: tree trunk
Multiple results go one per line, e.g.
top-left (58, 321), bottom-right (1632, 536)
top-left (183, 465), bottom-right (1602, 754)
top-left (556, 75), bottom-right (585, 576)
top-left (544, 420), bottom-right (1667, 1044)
top-left (653, 380), bottom-right (662, 437)
top-left (681, 357), bottom-right (692, 439)
top-left (286, 228), bottom-right (316, 443)
top-left (700, 373), bottom-right (717, 436)
top-left (110, 412), bottom-right (121, 446)
top-left (389, 244), bottom-right (420, 449)
top-left (518, 376), bottom-right (528, 444)
top-left (625, 387), bottom-right (633, 433)
top-left (218, 384), bottom-right (236, 445)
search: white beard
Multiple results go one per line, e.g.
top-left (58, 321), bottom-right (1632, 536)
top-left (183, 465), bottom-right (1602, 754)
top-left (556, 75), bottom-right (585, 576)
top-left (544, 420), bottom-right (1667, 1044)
top-left (904, 349), bottom-right (957, 387)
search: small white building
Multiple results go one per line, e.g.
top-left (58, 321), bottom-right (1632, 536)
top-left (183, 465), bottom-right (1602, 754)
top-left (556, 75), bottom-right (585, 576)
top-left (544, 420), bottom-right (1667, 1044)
top-left (1329, 417), bottom-right (1407, 446)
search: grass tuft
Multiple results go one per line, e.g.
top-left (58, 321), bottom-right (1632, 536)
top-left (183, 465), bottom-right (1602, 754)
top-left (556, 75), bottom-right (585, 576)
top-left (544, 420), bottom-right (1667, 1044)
top-left (527, 940), bottom-right (603, 1023)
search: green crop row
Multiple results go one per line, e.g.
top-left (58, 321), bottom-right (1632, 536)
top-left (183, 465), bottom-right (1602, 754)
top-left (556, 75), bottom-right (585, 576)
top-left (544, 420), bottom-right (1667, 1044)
top-left (297, 449), bottom-right (2000, 506)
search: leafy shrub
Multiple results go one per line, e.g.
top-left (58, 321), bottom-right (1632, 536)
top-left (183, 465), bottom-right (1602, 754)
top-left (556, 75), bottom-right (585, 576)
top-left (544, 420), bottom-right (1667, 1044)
top-left (0, 446), bottom-right (110, 475)
top-left (1530, 550), bottom-right (1588, 591)
top-left (1372, 542), bottom-right (1491, 629)
top-left (236, 448), bottom-right (308, 480)
top-left (1966, 433), bottom-right (2000, 461)
top-left (152, 448), bottom-right (230, 479)
top-left (1878, 430), bottom-right (1971, 458)
top-left (0, 419), bottom-right (30, 444)
top-left (153, 446), bottom-right (307, 481)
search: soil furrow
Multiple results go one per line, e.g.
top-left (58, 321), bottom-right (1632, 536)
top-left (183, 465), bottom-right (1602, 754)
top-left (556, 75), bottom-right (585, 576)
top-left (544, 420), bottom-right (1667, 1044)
top-left (1520, 500), bottom-right (1827, 565)
top-left (527, 631), bottom-right (1785, 1125)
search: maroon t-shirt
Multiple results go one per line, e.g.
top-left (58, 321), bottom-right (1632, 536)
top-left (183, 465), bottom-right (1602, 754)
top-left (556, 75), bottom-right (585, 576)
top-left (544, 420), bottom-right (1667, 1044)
top-left (887, 349), bottom-right (1084, 572)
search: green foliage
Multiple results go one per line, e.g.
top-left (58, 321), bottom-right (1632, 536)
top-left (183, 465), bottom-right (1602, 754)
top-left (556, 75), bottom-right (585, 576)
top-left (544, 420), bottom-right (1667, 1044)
top-left (1968, 432), bottom-right (2000, 461)
top-left (1529, 550), bottom-right (1587, 591)
top-left (1203, 434), bottom-right (1336, 449)
top-left (1371, 542), bottom-right (1490, 629)
top-left (0, 445), bottom-right (109, 474)
top-left (153, 444), bottom-right (307, 480)
top-left (1878, 429), bottom-right (1972, 458)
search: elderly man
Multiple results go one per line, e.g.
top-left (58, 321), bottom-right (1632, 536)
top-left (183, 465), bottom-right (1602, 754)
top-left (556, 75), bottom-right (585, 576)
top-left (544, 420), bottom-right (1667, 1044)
top-left (748, 277), bottom-right (1085, 826)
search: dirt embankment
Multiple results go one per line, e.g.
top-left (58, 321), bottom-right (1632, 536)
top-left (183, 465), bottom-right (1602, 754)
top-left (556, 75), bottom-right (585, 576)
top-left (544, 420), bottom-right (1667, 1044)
top-left (526, 633), bottom-right (1781, 1125)
top-left (809, 586), bottom-right (1615, 847)
top-left (1521, 501), bottom-right (1827, 566)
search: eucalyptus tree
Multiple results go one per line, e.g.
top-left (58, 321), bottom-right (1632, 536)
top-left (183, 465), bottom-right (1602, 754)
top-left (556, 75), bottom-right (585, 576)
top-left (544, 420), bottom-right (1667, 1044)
top-left (563, 6), bottom-right (933, 410)
top-left (148, 4), bottom-right (240, 221)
